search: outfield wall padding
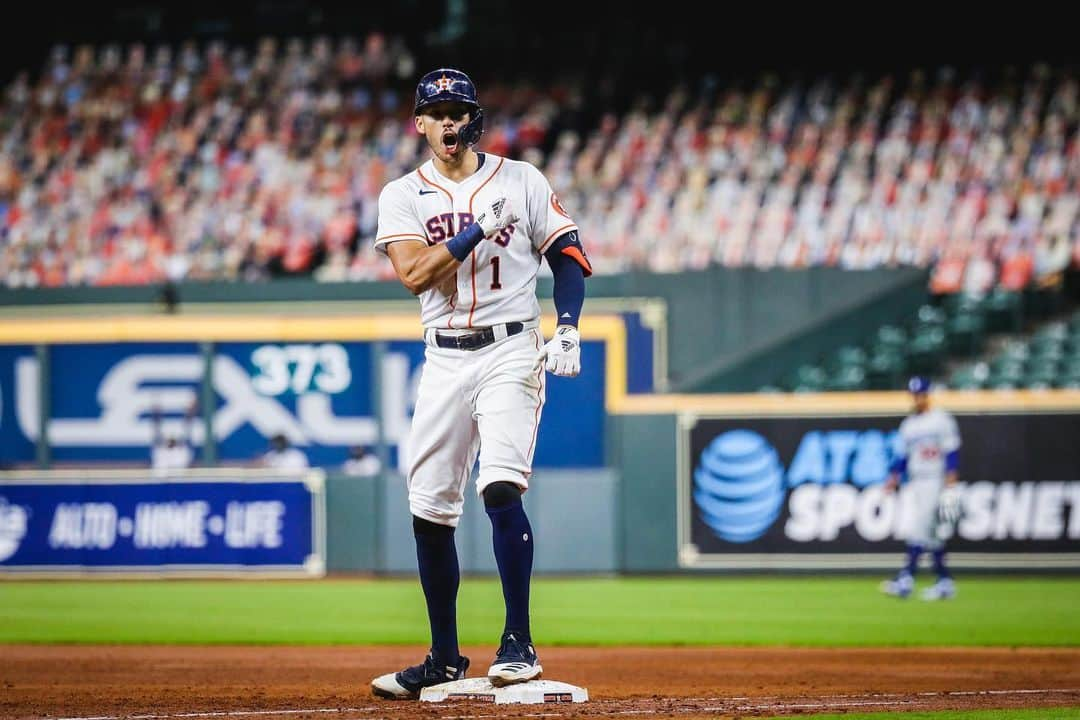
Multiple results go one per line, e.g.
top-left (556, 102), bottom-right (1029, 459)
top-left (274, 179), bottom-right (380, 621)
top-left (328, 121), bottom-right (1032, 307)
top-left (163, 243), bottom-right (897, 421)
top-left (325, 469), bottom-right (618, 574)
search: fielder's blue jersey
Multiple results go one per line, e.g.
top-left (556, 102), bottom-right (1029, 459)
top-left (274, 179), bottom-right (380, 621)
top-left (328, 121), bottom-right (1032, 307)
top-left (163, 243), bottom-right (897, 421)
top-left (895, 408), bottom-right (961, 484)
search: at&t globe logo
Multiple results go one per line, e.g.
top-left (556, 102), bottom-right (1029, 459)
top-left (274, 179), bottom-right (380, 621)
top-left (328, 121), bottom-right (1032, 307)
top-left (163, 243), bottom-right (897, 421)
top-left (693, 430), bottom-right (785, 543)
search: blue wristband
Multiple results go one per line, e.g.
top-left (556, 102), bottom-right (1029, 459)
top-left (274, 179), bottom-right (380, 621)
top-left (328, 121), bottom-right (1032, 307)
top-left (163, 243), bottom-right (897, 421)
top-left (444, 223), bottom-right (484, 262)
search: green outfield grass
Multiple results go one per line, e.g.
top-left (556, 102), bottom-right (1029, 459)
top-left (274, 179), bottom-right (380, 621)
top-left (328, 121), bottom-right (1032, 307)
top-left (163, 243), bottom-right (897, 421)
top-left (0, 576), bottom-right (1078, 646)
top-left (768, 711), bottom-right (1080, 720)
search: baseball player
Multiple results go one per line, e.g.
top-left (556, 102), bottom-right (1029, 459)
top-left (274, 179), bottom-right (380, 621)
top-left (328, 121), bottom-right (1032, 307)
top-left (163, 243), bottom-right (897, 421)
top-left (880, 376), bottom-right (962, 601)
top-left (150, 400), bottom-right (196, 476)
top-left (370, 68), bottom-right (591, 699)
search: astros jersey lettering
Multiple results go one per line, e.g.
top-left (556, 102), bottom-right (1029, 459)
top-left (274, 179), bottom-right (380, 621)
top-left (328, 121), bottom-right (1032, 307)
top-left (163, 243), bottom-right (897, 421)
top-left (375, 153), bottom-right (578, 329)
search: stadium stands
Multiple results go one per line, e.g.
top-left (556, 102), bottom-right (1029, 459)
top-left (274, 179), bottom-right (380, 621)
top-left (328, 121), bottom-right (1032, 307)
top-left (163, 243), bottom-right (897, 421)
top-left (948, 307), bottom-right (1080, 390)
top-left (764, 285), bottom-right (1080, 392)
top-left (0, 41), bottom-right (1077, 291)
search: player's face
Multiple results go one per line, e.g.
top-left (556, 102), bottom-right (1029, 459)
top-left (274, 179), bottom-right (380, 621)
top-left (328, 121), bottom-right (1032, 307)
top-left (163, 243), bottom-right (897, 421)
top-left (415, 102), bottom-right (473, 163)
top-left (913, 392), bottom-right (929, 413)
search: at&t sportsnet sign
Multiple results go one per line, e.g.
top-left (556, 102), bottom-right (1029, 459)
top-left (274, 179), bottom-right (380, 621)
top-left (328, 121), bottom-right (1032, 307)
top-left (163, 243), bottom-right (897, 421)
top-left (678, 413), bottom-right (1080, 569)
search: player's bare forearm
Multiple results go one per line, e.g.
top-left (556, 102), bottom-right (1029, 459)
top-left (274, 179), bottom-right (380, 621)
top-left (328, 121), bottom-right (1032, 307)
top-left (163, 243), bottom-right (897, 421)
top-left (387, 241), bottom-right (461, 295)
top-left (945, 470), bottom-right (958, 486)
top-left (884, 473), bottom-right (900, 492)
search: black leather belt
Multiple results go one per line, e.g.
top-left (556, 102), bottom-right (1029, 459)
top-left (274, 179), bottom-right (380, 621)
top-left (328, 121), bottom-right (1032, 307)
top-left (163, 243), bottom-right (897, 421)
top-left (433, 322), bottom-right (525, 351)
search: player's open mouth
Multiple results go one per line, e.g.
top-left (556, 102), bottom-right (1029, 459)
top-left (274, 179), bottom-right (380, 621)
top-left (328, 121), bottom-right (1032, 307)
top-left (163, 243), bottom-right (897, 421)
top-left (442, 131), bottom-right (459, 154)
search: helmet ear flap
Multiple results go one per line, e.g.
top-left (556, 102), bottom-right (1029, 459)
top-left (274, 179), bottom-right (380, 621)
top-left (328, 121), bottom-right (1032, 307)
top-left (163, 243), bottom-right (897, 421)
top-left (459, 107), bottom-right (484, 147)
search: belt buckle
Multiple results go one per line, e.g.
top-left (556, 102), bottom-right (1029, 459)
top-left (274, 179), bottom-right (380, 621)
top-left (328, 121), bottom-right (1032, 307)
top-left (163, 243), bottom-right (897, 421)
top-left (438, 330), bottom-right (478, 350)
top-left (471, 328), bottom-right (494, 350)
top-left (436, 326), bottom-right (504, 351)
top-left (470, 329), bottom-right (490, 350)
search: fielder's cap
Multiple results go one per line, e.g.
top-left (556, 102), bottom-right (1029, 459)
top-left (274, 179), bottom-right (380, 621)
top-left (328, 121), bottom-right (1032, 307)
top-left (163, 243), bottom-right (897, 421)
top-left (908, 375), bottom-right (931, 394)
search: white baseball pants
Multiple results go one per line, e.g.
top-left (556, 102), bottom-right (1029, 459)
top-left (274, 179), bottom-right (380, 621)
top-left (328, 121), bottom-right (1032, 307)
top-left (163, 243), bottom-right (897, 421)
top-left (404, 327), bottom-right (546, 526)
top-left (900, 478), bottom-right (946, 550)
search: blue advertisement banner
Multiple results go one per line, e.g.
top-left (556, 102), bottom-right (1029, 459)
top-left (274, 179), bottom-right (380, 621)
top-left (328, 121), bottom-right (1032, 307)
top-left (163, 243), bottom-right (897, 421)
top-left (0, 339), bottom-right (606, 469)
top-left (49, 343), bottom-right (201, 463)
top-left (0, 345), bottom-right (36, 466)
top-left (214, 341), bottom-right (381, 467)
top-left (0, 472), bottom-right (323, 573)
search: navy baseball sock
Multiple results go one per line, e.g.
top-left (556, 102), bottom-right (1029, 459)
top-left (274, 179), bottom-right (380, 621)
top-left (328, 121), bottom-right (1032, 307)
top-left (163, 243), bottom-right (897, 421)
top-left (484, 486), bottom-right (533, 640)
top-left (904, 544), bottom-right (923, 577)
top-left (931, 549), bottom-right (951, 580)
top-left (413, 516), bottom-right (461, 667)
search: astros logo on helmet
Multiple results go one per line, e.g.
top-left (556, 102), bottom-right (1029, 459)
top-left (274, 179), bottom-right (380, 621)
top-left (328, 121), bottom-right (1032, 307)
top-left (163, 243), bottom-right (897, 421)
top-left (414, 68), bottom-right (485, 147)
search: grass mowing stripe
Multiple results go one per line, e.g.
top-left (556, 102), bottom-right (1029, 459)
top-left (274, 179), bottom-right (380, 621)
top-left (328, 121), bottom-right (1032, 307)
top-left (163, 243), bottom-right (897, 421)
top-left (765, 709), bottom-right (1080, 720)
top-left (1, 577), bottom-right (1078, 646)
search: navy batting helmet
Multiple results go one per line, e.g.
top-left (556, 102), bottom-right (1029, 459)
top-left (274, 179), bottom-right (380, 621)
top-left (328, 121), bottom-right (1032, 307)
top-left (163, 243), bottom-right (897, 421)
top-left (908, 375), bottom-right (931, 394)
top-left (414, 68), bottom-right (485, 147)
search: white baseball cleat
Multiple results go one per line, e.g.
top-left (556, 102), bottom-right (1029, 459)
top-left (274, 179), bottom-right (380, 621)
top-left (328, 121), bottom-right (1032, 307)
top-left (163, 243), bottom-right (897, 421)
top-left (372, 653), bottom-right (469, 700)
top-left (879, 573), bottom-right (914, 598)
top-left (920, 578), bottom-right (957, 601)
top-left (487, 632), bottom-right (543, 687)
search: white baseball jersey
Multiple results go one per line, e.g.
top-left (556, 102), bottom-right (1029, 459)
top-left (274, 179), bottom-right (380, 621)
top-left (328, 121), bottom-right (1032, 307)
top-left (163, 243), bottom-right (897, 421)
top-left (374, 153), bottom-right (578, 328)
top-left (262, 447), bottom-right (310, 470)
top-left (895, 409), bottom-right (961, 484)
top-left (151, 442), bottom-right (193, 475)
top-left (894, 409), bottom-right (961, 548)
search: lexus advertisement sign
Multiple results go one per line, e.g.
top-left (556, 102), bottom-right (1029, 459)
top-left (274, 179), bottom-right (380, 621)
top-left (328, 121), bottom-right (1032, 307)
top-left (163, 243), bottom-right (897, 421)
top-left (678, 412), bottom-right (1080, 568)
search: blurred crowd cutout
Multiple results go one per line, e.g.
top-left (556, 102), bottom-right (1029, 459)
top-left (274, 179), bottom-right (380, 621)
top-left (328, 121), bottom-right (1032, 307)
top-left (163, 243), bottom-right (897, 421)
top-left (0, 41), bottom-right (1077, 294)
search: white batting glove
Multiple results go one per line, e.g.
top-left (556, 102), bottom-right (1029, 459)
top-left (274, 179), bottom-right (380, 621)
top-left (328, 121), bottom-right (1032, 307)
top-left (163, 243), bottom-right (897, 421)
top-left (539, 325), bottom-right (581, 377)
top-left (475, 196), bottom-right (519, 237)
top-left (937, 484), bottom-right (962, 525)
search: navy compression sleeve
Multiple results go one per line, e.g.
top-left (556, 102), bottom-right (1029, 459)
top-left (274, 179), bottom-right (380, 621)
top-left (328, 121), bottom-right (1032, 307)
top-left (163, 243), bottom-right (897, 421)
top-left (544, 231), bottom-right (592, 328)
top-left (444, 223), bottom-right (485, 262)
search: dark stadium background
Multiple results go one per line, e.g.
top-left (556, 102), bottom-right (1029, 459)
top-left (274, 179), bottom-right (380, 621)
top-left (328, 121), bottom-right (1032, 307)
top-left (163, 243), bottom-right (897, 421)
top-left (4, 1), bottom-right (1076, 109)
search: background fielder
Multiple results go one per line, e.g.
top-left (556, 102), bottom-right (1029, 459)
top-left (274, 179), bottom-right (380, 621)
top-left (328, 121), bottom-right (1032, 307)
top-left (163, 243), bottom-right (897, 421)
top-left (370, 68), bottom-right (592, 699)
top-left (880, 376), bottom-right (962, 601)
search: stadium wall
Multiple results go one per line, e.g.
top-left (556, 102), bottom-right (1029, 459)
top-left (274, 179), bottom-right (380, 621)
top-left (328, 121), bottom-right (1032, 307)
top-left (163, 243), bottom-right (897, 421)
top-left (5, 278), bottom-right (1079, 575)
top-left (0, 268), bottom-right (927, 392)
top-left (682, 273), bottom-right (929, 392)
top-left (5, 394), bottom-right (1080, 575)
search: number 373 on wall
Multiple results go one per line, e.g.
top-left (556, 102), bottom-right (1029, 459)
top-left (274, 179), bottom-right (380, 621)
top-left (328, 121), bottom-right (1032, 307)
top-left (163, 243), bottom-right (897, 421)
top-left (250, 344), bottom-right (352, 396)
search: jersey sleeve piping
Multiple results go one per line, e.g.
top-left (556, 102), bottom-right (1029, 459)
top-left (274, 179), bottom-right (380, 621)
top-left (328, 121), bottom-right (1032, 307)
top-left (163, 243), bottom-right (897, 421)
top-left (374, 233), bottom-right (428, 255)
top-left (538, 224), bottom-right (578, 254)
top-left (468, 156), bottom-right (505, 212)
top-left (416, 167), bottom-right (454, 203)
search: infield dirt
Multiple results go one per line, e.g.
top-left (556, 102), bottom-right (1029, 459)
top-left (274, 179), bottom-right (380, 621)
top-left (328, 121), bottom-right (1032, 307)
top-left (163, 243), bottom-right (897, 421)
top-left (2, 646), bottom-right (1078, 719)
